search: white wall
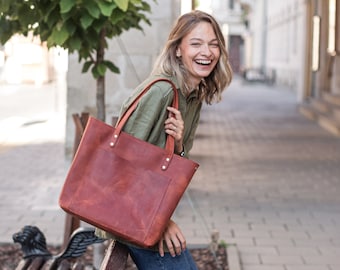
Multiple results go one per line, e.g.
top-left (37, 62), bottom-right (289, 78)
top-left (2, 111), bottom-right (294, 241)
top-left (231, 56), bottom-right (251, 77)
top-left (242, 0), bottom-right (307, 99)
top-left (265, 0), bottom-right (306, 99)
top-left (250, 0), bottom-right (266, 69)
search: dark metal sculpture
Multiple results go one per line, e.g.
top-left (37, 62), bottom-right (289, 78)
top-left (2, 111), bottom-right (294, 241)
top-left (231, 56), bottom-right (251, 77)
top-left (13, 225), bottom-right (105, 270)
top-left (13, 225), bottom-right (52, 259)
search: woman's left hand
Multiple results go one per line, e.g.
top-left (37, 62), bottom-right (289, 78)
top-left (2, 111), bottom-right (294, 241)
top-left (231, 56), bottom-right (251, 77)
top-left (158, 219), bottom-right (186, 257)
top-left (165, 107), bottom-right (184, 153)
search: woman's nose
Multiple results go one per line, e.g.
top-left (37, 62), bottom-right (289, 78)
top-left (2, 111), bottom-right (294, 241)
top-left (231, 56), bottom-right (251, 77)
top-left (201, 44), bottom-right (212, 56)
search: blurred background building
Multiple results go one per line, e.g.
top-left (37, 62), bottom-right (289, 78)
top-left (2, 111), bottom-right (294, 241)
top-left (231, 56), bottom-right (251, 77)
top-left (0, 0), bottom-right (339, 148)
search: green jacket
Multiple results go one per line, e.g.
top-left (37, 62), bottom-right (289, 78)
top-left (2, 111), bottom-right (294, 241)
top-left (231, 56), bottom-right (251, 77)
top-left (95, 74), bottom-right (202, 247)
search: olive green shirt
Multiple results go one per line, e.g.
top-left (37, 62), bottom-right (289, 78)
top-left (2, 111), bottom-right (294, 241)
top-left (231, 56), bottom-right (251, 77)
top-left (95, 74), bottom-right (202, 247)
top-left (119, 75), bottom-right (202, 156)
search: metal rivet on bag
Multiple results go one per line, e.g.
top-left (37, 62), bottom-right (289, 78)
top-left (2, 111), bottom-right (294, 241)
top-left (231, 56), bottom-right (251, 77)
top-left (162, 165), bottom-right (166, 170)
top-left (110, 142), bottom-right (114, 147)
top-left (166, 158), bottom-right (170, 162)
top-left (114, 134), bottom-right (118, 138)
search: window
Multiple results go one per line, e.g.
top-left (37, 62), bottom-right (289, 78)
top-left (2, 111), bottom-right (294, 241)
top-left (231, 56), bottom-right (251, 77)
top-left (229, 0), bottom-right (234, 10)
top-left (328, 0), bottom-right (336, 54)
top-left (312, 16), bottom-right (321, 71)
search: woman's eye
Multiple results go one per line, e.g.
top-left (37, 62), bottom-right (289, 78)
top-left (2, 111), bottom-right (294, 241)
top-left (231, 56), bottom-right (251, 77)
top-left (210, 43), bottom-right (219, 48)
top-left (191, 43), bottom-right (201, 47)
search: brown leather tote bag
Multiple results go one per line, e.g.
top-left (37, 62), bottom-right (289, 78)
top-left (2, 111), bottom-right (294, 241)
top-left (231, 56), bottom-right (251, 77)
top-left (59, 78), bottom-right (199, 248)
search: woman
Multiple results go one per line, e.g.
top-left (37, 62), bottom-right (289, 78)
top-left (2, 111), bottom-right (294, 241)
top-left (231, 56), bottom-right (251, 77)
top-left (96, 10), bottom-right (232, 269)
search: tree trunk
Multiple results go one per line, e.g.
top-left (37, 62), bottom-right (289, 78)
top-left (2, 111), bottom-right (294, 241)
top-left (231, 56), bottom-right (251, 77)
top-left (96, 76), bottom-right (105, 121)
top-left (96, 28), bottom-right (106, 121)
top-left (94, 28), bottom-right (106, 266)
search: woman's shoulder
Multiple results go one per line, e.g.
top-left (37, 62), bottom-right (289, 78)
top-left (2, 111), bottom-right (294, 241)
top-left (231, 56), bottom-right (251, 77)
top-left (144, 74), bottom-right (179, 92)
top-left (136, 75), bottom-right (179, 100)
top-left (120, 75), bottom-right (178, 112)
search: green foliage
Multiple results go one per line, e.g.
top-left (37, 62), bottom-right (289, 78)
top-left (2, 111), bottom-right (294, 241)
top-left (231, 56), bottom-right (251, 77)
top-left (0, 0), bottom-right (152, 78)
top-left (218, 240), bottom-right (228, 248)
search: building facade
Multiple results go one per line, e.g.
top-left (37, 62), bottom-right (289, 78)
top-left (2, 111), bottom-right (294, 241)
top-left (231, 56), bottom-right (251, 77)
top-left (239, 0), bottom-right (340, 135)
top-left (300, 0), bottom-right (340, 135)
top-left (240, 0), bottom-right (339, 97)
top-left (308, 0), bottom-right (340, 97)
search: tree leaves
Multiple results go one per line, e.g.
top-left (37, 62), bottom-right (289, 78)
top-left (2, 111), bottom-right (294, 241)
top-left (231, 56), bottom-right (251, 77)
top-left (103, 60), bottom-right (120, 73)
top-left (69, 37), bottom-right (82, 51)
top-left (60, 0), bottom-right (76, 14)
top-left (84, 0), bottom-right (101, 19)
top-left (48, 25), bottom-right (69, 46)
top-left (114, 0), bottom-right (129, 12)
top-left (0, 0), bottom-right (154, 121)
top-left (82, 61), bottom-right (93, 73)
top-left (98, 0), bottom-right (117, 17)
top-left (0, 0), bottom-right (11, 13)
top-left (0, 0), bottom-right (153, 78)
top-left (80, 12), bottom-right (95, 29)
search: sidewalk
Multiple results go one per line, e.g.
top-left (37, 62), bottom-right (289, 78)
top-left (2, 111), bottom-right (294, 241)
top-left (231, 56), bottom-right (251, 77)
top-left (0, 82), bottom-right (67, 244)
top-left (1, 77), bottom-right (340, 269)
top-left (178, 78), bottom-right (340, 270)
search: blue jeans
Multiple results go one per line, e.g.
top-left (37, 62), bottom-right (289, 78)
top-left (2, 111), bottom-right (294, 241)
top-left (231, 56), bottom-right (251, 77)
top-left (127, 246), bottom-right (198, 270)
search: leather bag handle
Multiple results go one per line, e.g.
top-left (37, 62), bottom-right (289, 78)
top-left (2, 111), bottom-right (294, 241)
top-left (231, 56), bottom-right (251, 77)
top-left (110, 78), bottom-right (179, 170)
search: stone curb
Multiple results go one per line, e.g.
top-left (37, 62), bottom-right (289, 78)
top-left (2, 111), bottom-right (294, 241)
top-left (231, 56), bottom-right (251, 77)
top-left (226, 244), bottom-right (242, 270)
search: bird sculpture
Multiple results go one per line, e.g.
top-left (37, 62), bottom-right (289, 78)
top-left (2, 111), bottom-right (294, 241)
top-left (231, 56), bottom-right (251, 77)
top-left (13, 225), bottom-right (105, 270)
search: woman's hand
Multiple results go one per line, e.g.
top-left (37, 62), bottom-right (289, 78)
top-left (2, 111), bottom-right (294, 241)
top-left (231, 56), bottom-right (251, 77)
top-left (158, 220), bottom-right (186, 257)
top-left (165, 107), bottom-right (184, 153)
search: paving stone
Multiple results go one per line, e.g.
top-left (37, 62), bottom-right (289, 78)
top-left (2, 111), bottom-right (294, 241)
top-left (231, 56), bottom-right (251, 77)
top-left (242, 265), bottom-right (285, 270)
top-left (285, 266), bottom-right (330, 270)
top-left (261, 254), bottom-right (304, 264)
top-left (277, 246), bottom-right (320, 256)
top-left (240, 246), bottom-right (279, 256)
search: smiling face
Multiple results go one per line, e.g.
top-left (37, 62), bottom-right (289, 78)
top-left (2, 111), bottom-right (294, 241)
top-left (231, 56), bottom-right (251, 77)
top-left (177, 21), bottom-right (220, 89)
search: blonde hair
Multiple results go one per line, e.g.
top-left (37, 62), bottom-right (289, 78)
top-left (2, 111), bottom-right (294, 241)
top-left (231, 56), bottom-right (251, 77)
top-left (152, 10), bottom-right (233, 104)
